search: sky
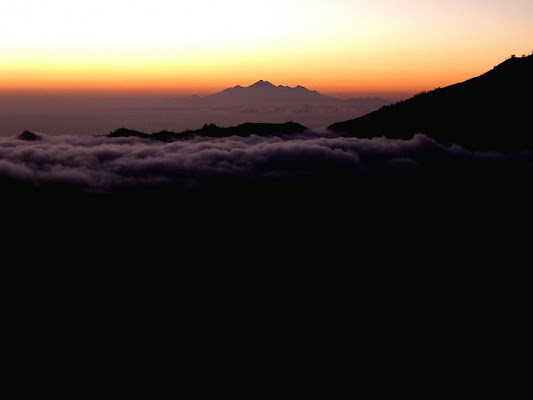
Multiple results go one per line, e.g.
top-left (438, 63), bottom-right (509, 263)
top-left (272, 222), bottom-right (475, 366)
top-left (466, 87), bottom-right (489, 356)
top-left (1, 0), bottom-right (532, 97)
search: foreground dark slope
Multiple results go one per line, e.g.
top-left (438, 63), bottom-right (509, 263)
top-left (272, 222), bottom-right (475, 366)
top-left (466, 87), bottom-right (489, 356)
top-left (329, 54), bottom-right (533, 151)
top-left (4, 73), bottom-right (532, 397)
top-left (4, 160), bottom-right (530, 398)
top-left (4, 154), bottom-right (530, 399)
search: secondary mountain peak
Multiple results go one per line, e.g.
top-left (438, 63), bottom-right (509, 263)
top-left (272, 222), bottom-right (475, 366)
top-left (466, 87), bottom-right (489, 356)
top-left (250, 80), bottom-right (275, 88)
top-left (249, 81), bottom-right (311, 91)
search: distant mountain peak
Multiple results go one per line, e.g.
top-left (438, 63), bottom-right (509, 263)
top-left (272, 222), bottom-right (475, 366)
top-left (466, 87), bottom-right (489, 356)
top-left (205, 80), bottom-right (333, 101)
top-left (200, 80), bottom-right (386, 107)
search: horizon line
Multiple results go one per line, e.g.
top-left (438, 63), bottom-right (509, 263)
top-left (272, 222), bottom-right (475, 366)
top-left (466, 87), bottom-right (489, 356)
top-left (0, 85), bottom-right (417, 101)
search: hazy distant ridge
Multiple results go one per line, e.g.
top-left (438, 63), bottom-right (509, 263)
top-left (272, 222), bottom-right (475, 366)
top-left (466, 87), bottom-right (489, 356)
top-left (177, 80), bottom-right (389, 105)
top-left (206, 80), bottom-right (336, 101)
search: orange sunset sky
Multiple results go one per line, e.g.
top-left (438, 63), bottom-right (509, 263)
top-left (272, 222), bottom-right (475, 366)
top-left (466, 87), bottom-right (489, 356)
top-left (1, 0), bottom-right (532, 99)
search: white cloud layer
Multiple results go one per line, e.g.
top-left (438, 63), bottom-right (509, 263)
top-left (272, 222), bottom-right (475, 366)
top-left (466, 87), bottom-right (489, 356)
top-left (2, 131), bottom-right (531, 191)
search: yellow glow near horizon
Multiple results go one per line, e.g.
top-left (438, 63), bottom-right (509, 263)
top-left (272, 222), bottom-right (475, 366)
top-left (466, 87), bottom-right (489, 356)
top-left (1, 0), bottom-right (532, 98)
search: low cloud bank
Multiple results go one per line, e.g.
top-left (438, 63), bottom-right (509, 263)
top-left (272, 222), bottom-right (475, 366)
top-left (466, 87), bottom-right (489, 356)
top-left (1, 131), bottom-right (531, 191)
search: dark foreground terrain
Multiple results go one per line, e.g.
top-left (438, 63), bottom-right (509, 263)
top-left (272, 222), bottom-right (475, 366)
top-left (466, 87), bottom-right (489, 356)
top-left (4, 54), bottom-right (532, 398)
top-left (3, 160), bottom-right (530, 398)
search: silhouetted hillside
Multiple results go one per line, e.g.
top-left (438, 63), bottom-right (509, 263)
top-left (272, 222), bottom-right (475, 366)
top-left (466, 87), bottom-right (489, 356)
top-left (107, 121), bottom-right (308, 141)
top-left (328, 54), bottom-right (533, 151)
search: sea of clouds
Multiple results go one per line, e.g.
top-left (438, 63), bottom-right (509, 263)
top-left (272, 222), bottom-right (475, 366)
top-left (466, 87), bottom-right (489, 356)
top-left (1, 130), bottom-right (532, 191)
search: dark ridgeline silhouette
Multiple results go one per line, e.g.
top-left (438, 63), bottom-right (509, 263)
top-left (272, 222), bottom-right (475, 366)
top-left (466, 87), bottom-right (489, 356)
top-left (107, 121), bottom-right (308, 141)
top-left (328, 54), bottom-right (533, 151)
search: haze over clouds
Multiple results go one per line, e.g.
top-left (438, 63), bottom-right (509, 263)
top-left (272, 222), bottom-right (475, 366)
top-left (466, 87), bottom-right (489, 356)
top-left (0, 88), bottom-right (390, 136)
